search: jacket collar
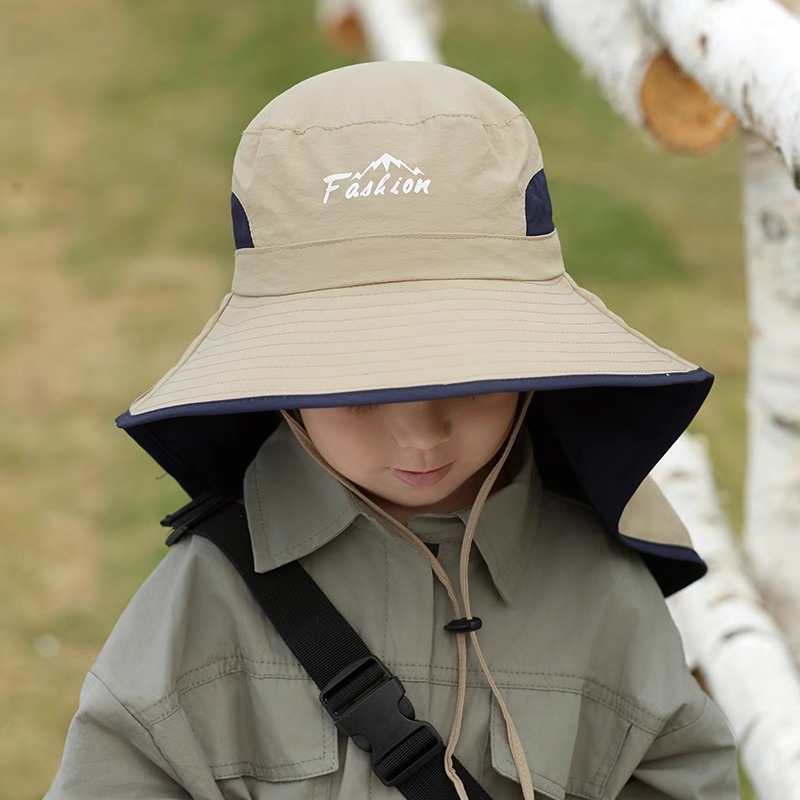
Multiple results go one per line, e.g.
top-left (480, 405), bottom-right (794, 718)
top-left (243, 420), bottom-right (541, 604)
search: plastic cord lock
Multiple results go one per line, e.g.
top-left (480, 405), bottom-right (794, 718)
top-left (444, 617), bottom-right (483, 633)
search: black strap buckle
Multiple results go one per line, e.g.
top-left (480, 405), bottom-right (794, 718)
top-left (161, 491), bottom-right (238, 546)
top-left (320, 656), bottom-right (444, 786)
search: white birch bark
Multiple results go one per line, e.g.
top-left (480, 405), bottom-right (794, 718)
top-left (654, 434), bottom-right (800, 799)
top-left (526, 0), bottom-right (800, 175)
top-left (636, 0), bottom-right (800, 178)
top-left (318, 0), bottom-right (441, 62)
top-left (742, 127), bottom-right (800, 662)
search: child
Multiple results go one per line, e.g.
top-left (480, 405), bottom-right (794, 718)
top-left (46, 61), bottom-right (739, 799)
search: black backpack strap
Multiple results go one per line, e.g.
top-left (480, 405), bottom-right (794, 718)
top-left (163, 498), bottom-right (493, 800)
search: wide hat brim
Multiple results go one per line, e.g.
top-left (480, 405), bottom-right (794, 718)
top-left (122, 233), bottom-right (698, 418)
top-left (117, 247), bottom-right (712, 598)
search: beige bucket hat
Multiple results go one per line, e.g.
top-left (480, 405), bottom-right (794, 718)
top-left (118, 61), bottom-right (713, 595)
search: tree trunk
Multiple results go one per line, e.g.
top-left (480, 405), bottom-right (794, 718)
top-left (655, 434), bottom-right (800, 799)
top-left (742, 127), bottom-right (800, 662)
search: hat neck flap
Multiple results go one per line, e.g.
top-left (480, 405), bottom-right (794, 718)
top-left (117, 368), bottom-right (712, 596)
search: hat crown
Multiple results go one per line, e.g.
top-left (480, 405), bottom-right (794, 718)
top-left (231, 62), bottom-right (548, 249)
top-left (246, 61), bottom-right (524, 132)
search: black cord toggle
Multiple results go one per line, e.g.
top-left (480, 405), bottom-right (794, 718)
top-left (444, 617), bottom-right (483, 633)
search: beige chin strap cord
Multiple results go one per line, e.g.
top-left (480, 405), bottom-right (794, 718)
top-left (280, 393), bottom-right (535, 800)
top-left (454, 391), bottom-right (536, 800)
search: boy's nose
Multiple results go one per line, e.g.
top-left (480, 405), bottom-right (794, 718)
top-left (389, 400), bottom-right (451, 452)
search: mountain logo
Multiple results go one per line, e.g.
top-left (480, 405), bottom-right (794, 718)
top-left (322, 153), bottom-right (431, 204)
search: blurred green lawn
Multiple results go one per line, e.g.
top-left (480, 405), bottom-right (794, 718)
top-left (1, 0), bottom-right (751, 797)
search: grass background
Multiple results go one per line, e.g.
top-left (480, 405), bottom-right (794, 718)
top-left (1, 0), bottom-right (751, 797)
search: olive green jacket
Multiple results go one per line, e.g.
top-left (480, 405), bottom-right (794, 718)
top-left (46, 422), bottom-right (739, 799)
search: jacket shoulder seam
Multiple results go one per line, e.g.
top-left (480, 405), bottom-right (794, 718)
top-left (88, 671), bottom-right (183, 780)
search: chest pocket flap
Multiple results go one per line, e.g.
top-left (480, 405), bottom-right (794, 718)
top-left (148, 664), bottom-right (340, 797)
top-left (489, 688), bottom-right (632, 800)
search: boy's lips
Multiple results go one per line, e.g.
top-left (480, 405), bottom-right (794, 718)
top-left (390, 462), bottom-right (454, 487)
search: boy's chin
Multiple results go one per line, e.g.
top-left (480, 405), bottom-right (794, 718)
top-left (381, 480), bottom-right (468, 514)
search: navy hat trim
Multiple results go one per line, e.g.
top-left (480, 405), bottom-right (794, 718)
top-left (116, 370), bottom-right (710, 428)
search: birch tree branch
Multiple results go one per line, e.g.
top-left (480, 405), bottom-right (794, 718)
top-left (523, 0), bottom-right (659, 126)
top-left (318, 0), bottom-right (441, 62)
top-left (636, 0), bottom-right (800, 179)
top-left (523, 0), bottom-right (737, 153)
top-left (654, 434), bottom-right (800, 799)
top-left (526, 0), bottom-right (800, 174)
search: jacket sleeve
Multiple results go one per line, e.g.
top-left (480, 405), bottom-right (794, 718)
top-left (45, 671), bottom-right (190, 800)
top-left (618, 692), bottom-right (740, 800)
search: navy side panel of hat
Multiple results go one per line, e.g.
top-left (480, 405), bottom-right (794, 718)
top-left (231, 193), bottom-right (254, 249)
top-left (525, 170), bottom-right (555, 236)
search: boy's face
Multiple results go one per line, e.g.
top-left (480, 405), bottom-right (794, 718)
top-left (299, 392), bottom-right (520, 524)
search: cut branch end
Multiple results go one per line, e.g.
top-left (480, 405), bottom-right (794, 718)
top-left (323, 11), bottom-right (368, 54)
top-left (641, 52), bottom-right (738, 155)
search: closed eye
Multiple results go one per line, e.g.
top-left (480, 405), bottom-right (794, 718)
top-left (343, 395), bottom-right (479, 414)
top-left (343, 404), bottom-right (378, 414)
